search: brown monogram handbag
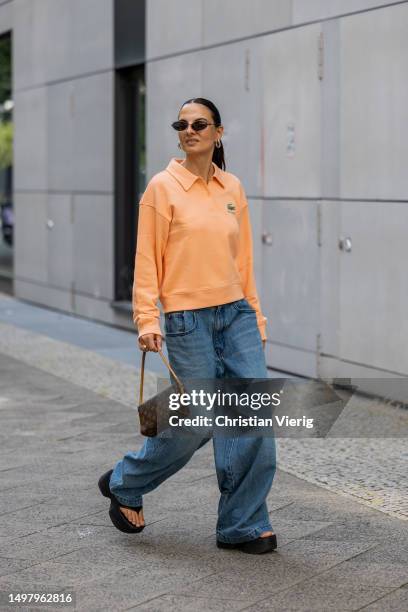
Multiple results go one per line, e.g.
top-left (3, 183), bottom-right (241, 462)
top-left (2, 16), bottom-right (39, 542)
top-left (138, 348), bottom-right (189, 437)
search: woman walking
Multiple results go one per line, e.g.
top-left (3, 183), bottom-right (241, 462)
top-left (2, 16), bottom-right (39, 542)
top-left (98, 98), bottom-right (277, 554)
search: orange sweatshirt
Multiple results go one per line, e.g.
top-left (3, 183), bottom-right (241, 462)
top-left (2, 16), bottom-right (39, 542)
top-left (132, 157), bottom-right (268, 341)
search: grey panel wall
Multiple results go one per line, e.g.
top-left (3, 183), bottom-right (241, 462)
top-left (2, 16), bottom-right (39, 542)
top-left (14, 0), bottom-right (113, 90)
top-left (292, 0), bottom-right (404, 23)
top-left (0, 0), bottom-right (12, 34)
top-left (146, 0), bottom-right (202, 58)
top-left (338, 201), bottom-right (408, 375)
top-left (47, 194), bottom-right (73, 291)
top-left (262, 23), bottom-right (322, 198)
top-left (202, 38), bottom-right (263, 195)
top-left (339, 2), bottom-right (408, 200)
top-left (14, 192), bottom-right (48, 283)
top-left (47, 73), bottom-right (113, 193)
top-left (73, 194), bottom-right (114, 301)
top-left (13, 0), bottom-right (116, 318)
top-left (14, 86), bottom-right (48, 191)
top-left (202, 0), bottom-right (291, 46)
top-left (262, 200), bottom-right (320, 376)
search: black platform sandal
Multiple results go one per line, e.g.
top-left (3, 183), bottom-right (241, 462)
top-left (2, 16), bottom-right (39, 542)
top-left (216, 533), bottom-right (277, 554)
top-left (98, 469), bottom-right (145, 534)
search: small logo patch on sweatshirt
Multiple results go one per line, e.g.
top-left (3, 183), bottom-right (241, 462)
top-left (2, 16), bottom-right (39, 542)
top-left (226, 202), bottom-right (236, 214)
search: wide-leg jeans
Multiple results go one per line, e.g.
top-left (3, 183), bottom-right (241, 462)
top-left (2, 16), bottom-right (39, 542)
top-left (109, 298), bottom-right (277, 543)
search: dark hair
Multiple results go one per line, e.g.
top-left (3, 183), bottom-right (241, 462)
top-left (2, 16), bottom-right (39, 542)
top-left (178, 97), bottom-right (226, 171)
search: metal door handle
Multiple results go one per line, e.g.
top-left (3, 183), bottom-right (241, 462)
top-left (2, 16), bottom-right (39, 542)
top-left (261, 231), bottom-right (273, 246)
top-left (338, 236), bottom-right (352, 252)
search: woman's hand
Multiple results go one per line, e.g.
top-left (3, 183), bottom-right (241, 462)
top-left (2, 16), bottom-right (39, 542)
top-left (138, 333), bottom-right (162, 352)
top-left (262, 340), bottom-right (266, 351)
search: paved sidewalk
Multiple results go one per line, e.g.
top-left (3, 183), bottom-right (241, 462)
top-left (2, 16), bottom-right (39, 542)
top-left (0, 294), bottom-right (407, 520)
top-left (0, 294), bottom-right (407, 611)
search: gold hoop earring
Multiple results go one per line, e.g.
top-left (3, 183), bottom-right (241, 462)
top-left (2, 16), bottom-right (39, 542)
top-left (215, 140), bottom-right (222, 149)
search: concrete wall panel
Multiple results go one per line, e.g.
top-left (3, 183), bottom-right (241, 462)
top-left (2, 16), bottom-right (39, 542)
top-left (72, 72), bottom-right (114, 193)
top-left (339, 201), bottom-right (408, 374)
top-left (293, 0), bottom-right (404, 24)
top-left (202, 39), bottom-right (263, 194)
top-left (73, 194), bottom-right (113, 300)
top-left (14, 86), bottom-right (48, 190)
top-left (262, 24), bottom-right (322, 197)
top-left (14, 0), bottom-right (113, 90)
top-left (14, 192), bottom-right (48, 283)
top-left (203, 0), bottom-right (291, 46)
top-left (14, 278), bottom-right (73, 312)
top-left (340, 3), bottom-right (408, 199)
top-left (0, 0), bottom-right (13, 35)
top-left (47, 194), bottom-right (73, 290)
top-left (262, 200), bottom-right (320, 352)
top-left (13, 0), bottom-right (48, 90)
top-left (48, 80), bottom-right (74, 191)
top-left (146, 0), bottom-right (202, 59)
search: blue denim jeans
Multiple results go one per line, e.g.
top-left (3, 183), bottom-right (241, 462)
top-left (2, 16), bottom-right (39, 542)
top-left (109, 298), bottom-right (276, 543)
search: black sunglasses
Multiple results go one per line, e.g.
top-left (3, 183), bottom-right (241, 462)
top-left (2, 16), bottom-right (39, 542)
top-left (171, 118), bottom-right (216, 132)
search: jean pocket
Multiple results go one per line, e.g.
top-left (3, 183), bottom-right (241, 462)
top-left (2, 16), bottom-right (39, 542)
top-left (232, 298), bottom-right (256, 313)
top-left (164, 310), bottom-right (197, 336)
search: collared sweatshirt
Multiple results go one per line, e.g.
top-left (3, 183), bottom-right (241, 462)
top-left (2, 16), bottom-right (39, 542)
top-left (132, 157), bottom-right (268, 341)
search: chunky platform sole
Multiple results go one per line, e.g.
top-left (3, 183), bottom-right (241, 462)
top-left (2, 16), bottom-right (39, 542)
top-left (98, 469), bottom-right (145, 534)
top-left (216, 533), bottom-right (277, 554)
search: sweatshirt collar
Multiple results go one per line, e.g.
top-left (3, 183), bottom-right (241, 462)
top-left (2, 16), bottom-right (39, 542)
top-left (166, 157), bottom-right (225, 191)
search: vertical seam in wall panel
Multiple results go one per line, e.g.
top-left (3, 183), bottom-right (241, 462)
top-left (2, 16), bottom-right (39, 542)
top-left (289, 0), bottom-right (293, 25)
top-left (201, 0), bottom-right (204, 50)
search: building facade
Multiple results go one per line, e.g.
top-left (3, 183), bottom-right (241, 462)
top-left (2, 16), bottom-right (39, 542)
top-left (1, 0), bottom-right (407, 383)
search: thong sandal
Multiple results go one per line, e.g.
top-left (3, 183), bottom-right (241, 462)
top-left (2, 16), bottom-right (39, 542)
top-left (216, 533), bottom-right (277, 554)
top-left (98, 469), bottom-right (145, 534)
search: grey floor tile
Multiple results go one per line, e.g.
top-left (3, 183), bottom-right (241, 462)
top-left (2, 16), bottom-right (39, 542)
top-left (126, 593), bottom-right (252, 611)
top-left (309, 557), bottom-right (408, 588)
top-left (0, 557), bottom-right (40, 578)
top-left (242, 579), bottom-right (393, 611)
top-left (359, 586), bottom-right (408, 612)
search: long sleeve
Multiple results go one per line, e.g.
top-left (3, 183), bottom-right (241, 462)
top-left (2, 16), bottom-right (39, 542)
top-left (132, 181), bottom-right (171, 339)
top-left (237, 181), bottom-right (268, 341)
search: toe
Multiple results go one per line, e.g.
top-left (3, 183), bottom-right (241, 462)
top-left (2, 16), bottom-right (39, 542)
top-left (120, 508), bottom-right (136, 526)
top-left (120, 507), bottom-right (144, 528)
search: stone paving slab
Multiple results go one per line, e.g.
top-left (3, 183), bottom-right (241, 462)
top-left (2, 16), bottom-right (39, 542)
top-left (359, 585), bottom-right (408, 612)
top-left (127, 594), bottom-right (253, 611)
top-left (240, 579), bottom-right (393, 611)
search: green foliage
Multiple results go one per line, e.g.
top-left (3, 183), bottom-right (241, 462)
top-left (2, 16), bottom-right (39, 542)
top-left (0, 121), bottom-right (13, 169)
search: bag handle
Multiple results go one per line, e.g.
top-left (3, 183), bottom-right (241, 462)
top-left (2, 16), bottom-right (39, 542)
top-left (139, 348), bottom-right (185, 405)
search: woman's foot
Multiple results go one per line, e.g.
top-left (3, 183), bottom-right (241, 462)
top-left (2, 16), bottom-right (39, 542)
top-left (119, 506), bottom-right (145, 528)
top-left (260, 531), bottom-right (274, 538)
top-left (98, 470), bottom-right (145, 533)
